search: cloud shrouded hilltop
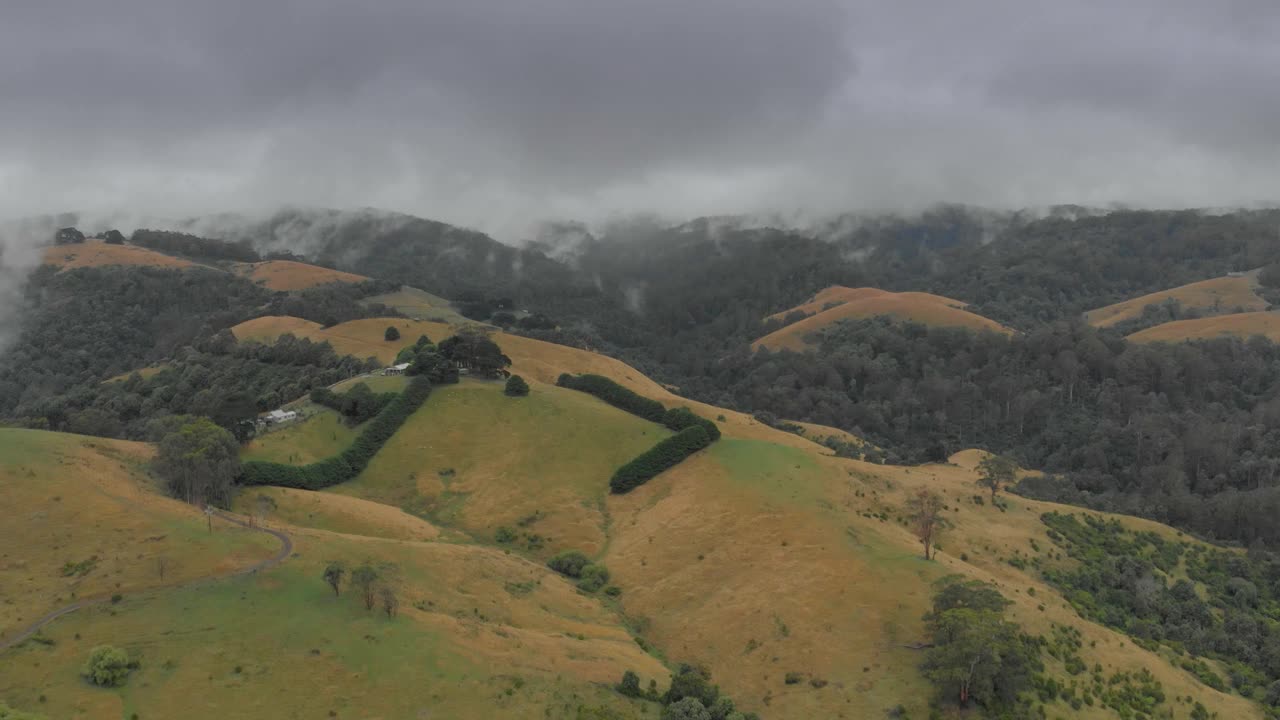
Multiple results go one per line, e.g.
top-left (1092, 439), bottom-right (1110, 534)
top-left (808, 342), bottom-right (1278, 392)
top-left (1, 0), bottom-right (1279, 240)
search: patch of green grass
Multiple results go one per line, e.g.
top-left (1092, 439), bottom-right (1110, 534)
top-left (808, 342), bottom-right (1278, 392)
top-left (241, 409), bottom-right (359, 465)
top-left (711, 438), bottom-right (825, 506)
top-left (332, 381), bottom-right (667, 547)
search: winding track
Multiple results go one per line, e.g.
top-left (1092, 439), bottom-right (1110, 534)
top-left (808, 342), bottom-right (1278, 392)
top-left (0, 511), bottom-right (292, 652)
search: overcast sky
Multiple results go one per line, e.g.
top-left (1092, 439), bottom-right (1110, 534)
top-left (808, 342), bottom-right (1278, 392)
top-left (2, 0), bottom-right (1279, 238)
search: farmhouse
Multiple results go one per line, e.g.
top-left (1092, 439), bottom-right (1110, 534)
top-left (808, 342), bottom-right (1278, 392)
top-left (383, 362), bottom-right (411, 375)
top-left (263, 409), bottom-right (298, 424)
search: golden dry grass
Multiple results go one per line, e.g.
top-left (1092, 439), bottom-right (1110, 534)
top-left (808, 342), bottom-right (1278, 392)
top-left (231, 260), bottom-right (370, 291)
top-left (229, 315), bottom-right (325, 343)
top-left (756, 286), bottom-right (1012, 351)
top-left (0, 522), bottom-right (667, 720)
top-left (1128, 310), bottom-right (1280, 343)
top-left (364, 285), bottom-right (468, 323)
top-left (228, 316), bottom-right (836, 452)
top-left (1085, 272), bottom-right (1265, 328)
top-left (600, 437), bottom-right (1260, 719)
top-left (232, 486), bottom-right (444, 542)
top-left (41, 241), bottom-right (195, 272)
top-left (0, 429), bottom-right (278, 645)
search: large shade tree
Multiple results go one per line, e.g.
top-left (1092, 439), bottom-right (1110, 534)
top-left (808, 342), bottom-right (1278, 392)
top-left (155, 417), bottom-right (240, 506)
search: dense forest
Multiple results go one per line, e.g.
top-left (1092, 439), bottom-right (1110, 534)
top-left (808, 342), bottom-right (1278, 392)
top-left (675, 316), bottom-right (1280, 546)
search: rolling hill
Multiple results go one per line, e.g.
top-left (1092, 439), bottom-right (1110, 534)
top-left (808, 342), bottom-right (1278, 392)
top-left (1127, 310), bottom-right (1280, 343)
top-left (41, 240), bottom-right (196, 272)
top-left (1085, 272), bottom-right (1266, 328)
top-left (214, 315), bottom-right (1265, 719)
top-left (231, 260), bottom-right (370, 291)
top-left (754, 286), bottom-right (1012, 352)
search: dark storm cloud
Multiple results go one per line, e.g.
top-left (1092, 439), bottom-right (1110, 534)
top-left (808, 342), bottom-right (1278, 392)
top-left (0, 0), bottom-right (1278, 236)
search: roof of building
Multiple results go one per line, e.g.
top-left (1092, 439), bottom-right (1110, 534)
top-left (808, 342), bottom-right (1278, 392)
top-left (392, 363), bottom-right (411, 371)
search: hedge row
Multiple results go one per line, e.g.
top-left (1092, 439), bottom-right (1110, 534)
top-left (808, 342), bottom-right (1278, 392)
top-left (610, 425), bottom-right (713, 494)
top-left (556, 373), bottom-right (665, 422)
top-left (557, 373), bottom-right (722, 493)
top-left (660, 406), bottom-right (721, 441)
top-left (240, 377), bottom-right (432, 489)
top-left (557, 374), bottom-right (719, 439)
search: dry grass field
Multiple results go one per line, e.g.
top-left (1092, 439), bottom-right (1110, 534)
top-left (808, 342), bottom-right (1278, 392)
top-left (231, 260), bottom-right (369, 291)
top-left (15, 313), bottom-right (1247, 718)
top-left (363, 285), bottom-right (468, 323)
top-left (0, 430), bottom-right (277, 646)
top-left (755, 286), bottom-right (1012, 351)
top-left (1085, 272), bottom-right (1265, 328)
top-left (41, 241), bottom-right (195, 272)
top-left (1128, 310), bottom-right (1280, 343)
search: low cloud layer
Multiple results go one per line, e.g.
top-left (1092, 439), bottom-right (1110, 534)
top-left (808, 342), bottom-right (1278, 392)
top-left (2, 0), bottom-right (1279, 240)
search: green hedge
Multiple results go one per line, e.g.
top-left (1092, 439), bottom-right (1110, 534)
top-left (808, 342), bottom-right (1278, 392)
top-left (241, 377), bottom-right (432, 489)
top-left (610, 425), bottom-right (712, 494)
top-left (556, 373), bottom-right (665, 422)
top-left (661, 406), bottom-right (720, 441)
top-left (557, 373), bottom-right (719, 439)
top-left (557, 373), bottom-right (721, 494)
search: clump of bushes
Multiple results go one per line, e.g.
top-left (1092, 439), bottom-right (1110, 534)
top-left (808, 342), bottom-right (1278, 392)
top-left (614, 664), bottom-right (759, 720)
top-left (241, 377), bottom-right (432, 489)
top-left (82, 645), bottom-right (137, 687)
top-left (547, 550), bottom-right (612, 594)
top-left (310, 382), bottom-right (397, 424)
top-left (504, 375), bottom-right (529, 397)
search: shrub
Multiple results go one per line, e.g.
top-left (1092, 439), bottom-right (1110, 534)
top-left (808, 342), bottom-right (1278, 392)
top-left (577, 564), bottom-right (611, 593)
top-left (384, 326), bottom-right (400, 341)
top-left (495, 526), bottom-right (517, 544)
top-left (82, 645), bottom-right (135, 687)
top-left (241, 377), bottom-right (432, 489)
top-left (504, 375), bottom-right (530, 397)
top-left (547, 550), bottom-right (591, 578)
top-left (617, 670), bottom-right (642, 698)
top-left (611, 426), bottom-right (712, 494)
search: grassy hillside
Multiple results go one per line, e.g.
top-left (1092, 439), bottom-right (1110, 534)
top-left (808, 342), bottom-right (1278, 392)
top-left (332, 379), bottom-right (669, 555)
top-left (28, 314), bottom-right (1253, 719)
top-left (42, 241), bottom-right (196, 271)
top-left (241, 409), bottom-right (359, 465)
top-left (1086, 272), bottom-right (1266, 328)
top-left (755, 286), bottom-right (1012, 351)
top-left (363, 285), bottom-right (468, 323)
top-left (0, 430), bottom-right (277, 645)
top-left (231, 260), bottom-right (370, 291)
top-left (0, 521), bottom-right (667, 720)
top-left (1128, 310), bottom-right (1280, 343)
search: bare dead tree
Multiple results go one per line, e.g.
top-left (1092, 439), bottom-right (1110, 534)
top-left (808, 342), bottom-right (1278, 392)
top-left (906, 489), bottom-right (949, 560)
top-left (379, 586), bottom-right (399, 619)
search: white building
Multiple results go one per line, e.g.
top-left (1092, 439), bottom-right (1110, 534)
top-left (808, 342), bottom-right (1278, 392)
top-left (383, 363), bottom-right (411, 376)
top-left (264, 409), bottom-right (298, 424)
